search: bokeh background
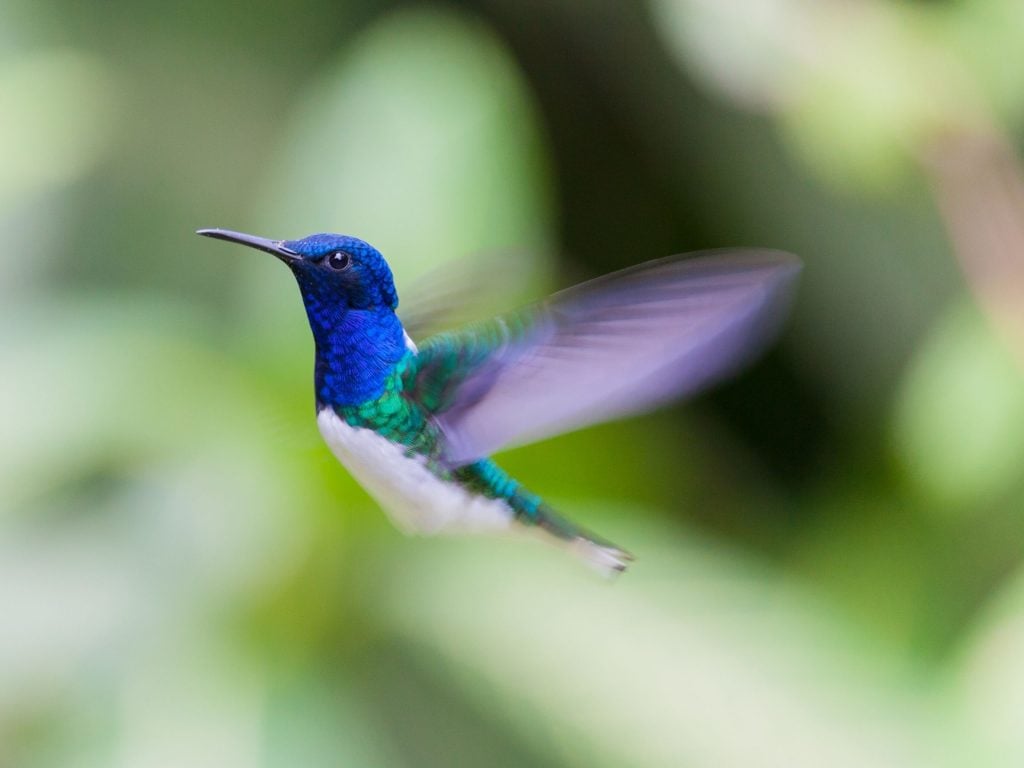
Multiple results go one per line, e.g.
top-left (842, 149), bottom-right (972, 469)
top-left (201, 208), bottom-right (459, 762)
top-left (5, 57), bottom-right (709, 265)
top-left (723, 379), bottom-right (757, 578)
top-left (4, 0), bottom-right (1024, 765)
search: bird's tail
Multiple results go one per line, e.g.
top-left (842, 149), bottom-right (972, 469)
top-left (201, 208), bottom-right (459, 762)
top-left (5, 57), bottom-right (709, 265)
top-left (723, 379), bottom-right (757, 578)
top-left (530, 503), bottom-right (634, 577)
top-left (458, 459), bottom-right (633, 575)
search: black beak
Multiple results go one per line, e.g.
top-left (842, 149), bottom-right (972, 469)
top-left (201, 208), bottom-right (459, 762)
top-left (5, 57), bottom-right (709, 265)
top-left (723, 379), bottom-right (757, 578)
top-left (196, 228), bottom-right (300, 263)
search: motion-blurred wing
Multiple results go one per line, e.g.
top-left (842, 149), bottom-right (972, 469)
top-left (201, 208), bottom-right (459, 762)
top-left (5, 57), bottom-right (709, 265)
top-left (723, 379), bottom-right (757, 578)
top-left (411, 250), bottom-right (801, 466)
top-left (398, 251), bottom-right (536, 341)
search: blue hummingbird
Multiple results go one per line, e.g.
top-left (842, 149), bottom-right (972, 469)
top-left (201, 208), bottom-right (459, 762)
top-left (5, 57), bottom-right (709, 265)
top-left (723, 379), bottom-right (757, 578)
top-left (197, 228), bottom-right (800, 574)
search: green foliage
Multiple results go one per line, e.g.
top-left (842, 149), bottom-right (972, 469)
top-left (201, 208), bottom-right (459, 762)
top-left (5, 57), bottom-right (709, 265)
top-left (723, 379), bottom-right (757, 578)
top-left (895, 303), bottom-right (1024, 513)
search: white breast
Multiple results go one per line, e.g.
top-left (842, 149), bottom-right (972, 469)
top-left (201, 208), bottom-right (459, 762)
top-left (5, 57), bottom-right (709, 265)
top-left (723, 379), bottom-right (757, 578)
top-left (316, 408), bottom-right (513, 535)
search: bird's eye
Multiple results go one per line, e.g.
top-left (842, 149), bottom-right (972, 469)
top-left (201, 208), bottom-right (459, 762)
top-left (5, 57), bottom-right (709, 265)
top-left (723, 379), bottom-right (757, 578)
top-left (327, 251), bottom-right (352, 271)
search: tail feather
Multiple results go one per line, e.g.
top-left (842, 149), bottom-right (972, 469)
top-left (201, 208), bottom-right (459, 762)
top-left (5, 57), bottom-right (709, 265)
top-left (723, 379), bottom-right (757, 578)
top-left (455, 459), bottom-right (633, 575)
top-left (566, 535), bottom-right (634, 576)
top-left (531, 503), bottom-right (633, 577)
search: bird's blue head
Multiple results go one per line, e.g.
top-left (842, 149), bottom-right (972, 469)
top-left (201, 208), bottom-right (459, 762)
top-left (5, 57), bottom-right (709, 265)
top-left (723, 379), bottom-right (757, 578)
top-left (199, 228), bottom-right (407, 405)
top-left (197, 229), bottom-right (398, 313)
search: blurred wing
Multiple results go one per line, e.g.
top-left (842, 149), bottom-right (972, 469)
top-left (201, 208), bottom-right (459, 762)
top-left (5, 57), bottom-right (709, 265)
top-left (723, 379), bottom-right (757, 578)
top-left (411, 250), bottom-right (801, 466)
top-left (398, 250), bottom-right (538, 340)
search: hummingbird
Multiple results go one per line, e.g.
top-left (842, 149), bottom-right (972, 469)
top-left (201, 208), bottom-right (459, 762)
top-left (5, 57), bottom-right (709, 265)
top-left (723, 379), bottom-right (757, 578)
top-left (197, 228), bottom-right (800, 575)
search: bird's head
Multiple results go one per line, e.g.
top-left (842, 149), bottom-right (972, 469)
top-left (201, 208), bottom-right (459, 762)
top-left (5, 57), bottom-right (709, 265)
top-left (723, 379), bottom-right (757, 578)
top-left (197, 228), bottom-right (398, 312)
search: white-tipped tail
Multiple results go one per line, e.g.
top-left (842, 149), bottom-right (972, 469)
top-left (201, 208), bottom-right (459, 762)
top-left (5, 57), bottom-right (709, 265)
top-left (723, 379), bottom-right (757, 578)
top-left (567, 536), bottom-right (634, 577)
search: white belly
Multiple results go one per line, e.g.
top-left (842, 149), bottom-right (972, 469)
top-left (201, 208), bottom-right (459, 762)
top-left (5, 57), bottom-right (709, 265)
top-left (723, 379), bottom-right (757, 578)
top-left (316, 408), bottom-right (513, 535)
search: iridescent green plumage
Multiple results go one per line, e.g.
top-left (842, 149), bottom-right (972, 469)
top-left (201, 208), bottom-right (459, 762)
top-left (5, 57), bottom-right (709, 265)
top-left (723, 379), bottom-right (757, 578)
top-left (332, 347), bottom-right (593, 545)
top-left (410, 312), bottom-right (536, 414)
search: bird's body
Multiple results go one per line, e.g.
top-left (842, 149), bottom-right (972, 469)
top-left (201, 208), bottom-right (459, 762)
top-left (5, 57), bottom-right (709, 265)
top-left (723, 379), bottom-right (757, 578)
top-left (316, 344), bottom-right (518, 537)
top-left (198, 228), bottom-right (800, 574)
top-left (314, 341), bottom-right (630, 570)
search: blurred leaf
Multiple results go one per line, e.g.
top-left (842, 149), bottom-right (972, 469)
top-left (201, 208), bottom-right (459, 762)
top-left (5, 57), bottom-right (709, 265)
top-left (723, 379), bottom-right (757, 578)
top-left (264, 667), bottom-right (401, 768)
top-left (790, 487), bottom-right (943, 656)
top-left (367, 511), bottom-right (960, 768)
top-left (893, 301), bottom-right (1024, 514)
top-left (0, 300), bottom-right (301, 507)
top-left (649, 0), bottom-right (803, 110)
top-left (651, 0), bottom-right (992, 191)
top-left (955, 566), bottom-right (1024, 767)
top-left (945, 0), bottom-right (1024, 125)
top-left (261, 5), bottom-right (552, 265)
top-left (116, 638), bottom-right (265, 768)
top-left (0, 49), bottom-right (116, 210)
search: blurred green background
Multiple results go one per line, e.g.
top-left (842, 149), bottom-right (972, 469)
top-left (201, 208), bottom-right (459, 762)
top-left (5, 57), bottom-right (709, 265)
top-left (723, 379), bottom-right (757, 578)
top-left (4, 0), bottom-right (1024, 765)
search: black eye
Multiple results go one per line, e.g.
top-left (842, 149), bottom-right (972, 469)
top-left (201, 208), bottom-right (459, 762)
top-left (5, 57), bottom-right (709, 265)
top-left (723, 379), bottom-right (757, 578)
top-left (327, 251), bottom-right (352, 270)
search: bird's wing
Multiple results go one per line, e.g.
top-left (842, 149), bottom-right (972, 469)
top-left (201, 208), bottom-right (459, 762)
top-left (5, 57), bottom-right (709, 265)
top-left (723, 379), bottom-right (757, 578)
top-left (397, 251), bottom-right (538, 341)
top-left (409, 249), bottom-right (801, 467)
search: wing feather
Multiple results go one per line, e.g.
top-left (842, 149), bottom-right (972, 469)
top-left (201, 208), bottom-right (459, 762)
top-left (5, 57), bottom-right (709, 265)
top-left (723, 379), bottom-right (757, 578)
top-left (411, 249), bottom-right (801, 466)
